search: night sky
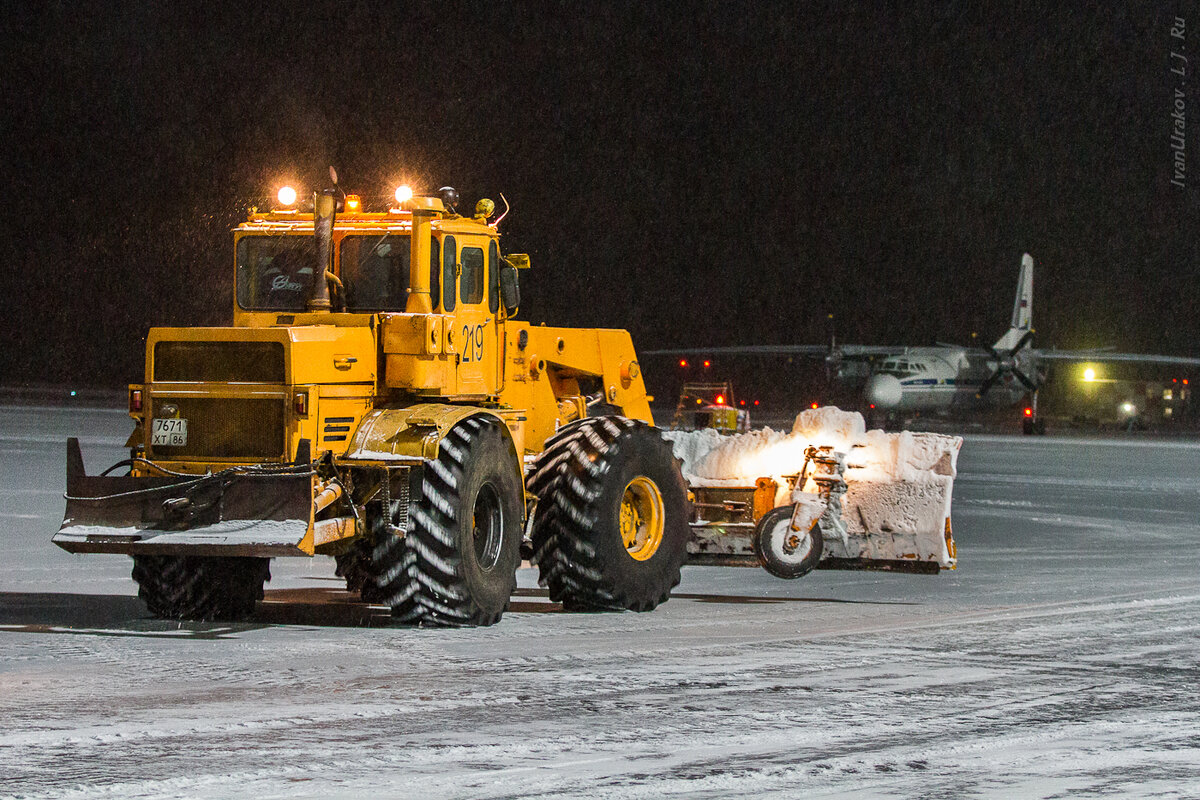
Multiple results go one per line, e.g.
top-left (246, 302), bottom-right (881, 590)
top-left (2, 3), bottom-right (1196, 389)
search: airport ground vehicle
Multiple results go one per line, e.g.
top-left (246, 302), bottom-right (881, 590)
top-left (55, 179), bottom-right (956, 625)
top-left (670, 382), bottom-right (749, 434)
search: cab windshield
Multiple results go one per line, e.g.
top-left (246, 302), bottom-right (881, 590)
top-left (339, 234), bottom-right (411, 312)
top-left (236, 234), bottom-right (317, 311)
top-left (236, 232), bottom-right (439, 313)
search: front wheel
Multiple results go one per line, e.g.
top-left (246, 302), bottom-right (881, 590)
top-left (364, 415), bottom-right (523, 626)
top-left (131, 555), bottom-right (271, 620)
top-left (753, 505), bottom-right (823, 579)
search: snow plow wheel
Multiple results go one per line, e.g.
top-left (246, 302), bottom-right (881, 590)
top-left (366, 415), bottom-right (523, 626)
top-left (131, 555), bottom-right (271, 621)
top-left (527, 417), bottom-right (689, 612)
top-left (753, 505), bottom-right (824, 579)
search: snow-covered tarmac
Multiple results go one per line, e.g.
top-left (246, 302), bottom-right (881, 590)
top-left (2, 405), bottom-right (1198, 799)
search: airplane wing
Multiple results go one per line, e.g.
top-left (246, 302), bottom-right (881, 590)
top-left (1032, 350), bottom-right (1200, 367)
top-left (640, 344), bottom-right (900, 357)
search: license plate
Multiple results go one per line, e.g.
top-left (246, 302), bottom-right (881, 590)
top-left (152, 417), bottom-right (188, 447)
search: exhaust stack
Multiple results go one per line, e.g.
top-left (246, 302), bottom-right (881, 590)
top-left (307, 188), bottom-right (337, 313)
top-left (405, 195), bottom-right (446, 314)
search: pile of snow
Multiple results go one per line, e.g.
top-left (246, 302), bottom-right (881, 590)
top-left (663, 407), bottom-right (962, 566)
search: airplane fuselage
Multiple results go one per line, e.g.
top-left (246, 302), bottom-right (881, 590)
top-left (863, 347), bottom-right (1032, 413)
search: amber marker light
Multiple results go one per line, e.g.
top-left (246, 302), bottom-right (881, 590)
top-left (277, 185), bottom-right (298, 206)
top-left (345, 194), bottom-right (361, 212)
top-left (715, 394), bottom-right (726, 405)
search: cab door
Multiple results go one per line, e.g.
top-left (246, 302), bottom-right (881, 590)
top-left (449, 236), bottom-right (500, 398)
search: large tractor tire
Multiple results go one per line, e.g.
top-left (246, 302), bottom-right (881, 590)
top-left (361, 415), bottom-right (523, 626)
top-left (131, 555), bottom-right (271, 621)
top-left (527, 417), bottom-right (689, 612)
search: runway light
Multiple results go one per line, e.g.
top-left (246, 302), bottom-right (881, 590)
top-left (277, 185), bottom-right (297, 206)
top-left (395, 185), bottom-right (413, 204)
top-left (703, 360), bottom-right (711, 368)
top-left (1083, 367), bottom-right (1096, 382)
top-left (679, 359), bottom-right (688, 368)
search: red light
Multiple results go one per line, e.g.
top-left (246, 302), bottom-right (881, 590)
top-left (679, 359), bottom-right (688, 368)
top-left (715, 394), bottom-right (726, 405)
top-left (1173, 378), bottom-right (1179, 383)
top-left (739, 400), bottom-right (745, 406)
top-left (1185, 379), bottom-right (1191, 386)
top-left (811, 402), bottom-right (819, 409)
top-left (703, 360), bottom-right (711, 368)
top-left (753, 400), bottom-right (759, 406)
top-left (869, 404), bottom-right (875, 409)
top-left (1023, 407), bottom-right (1033, 417)
top-left (294, 390), bottom-right (309, 417)
top-left (129, 388), bottom-right (143, 413)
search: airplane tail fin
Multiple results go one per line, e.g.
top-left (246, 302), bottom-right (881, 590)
top-left (992, 253), bottom-right (1033, 351)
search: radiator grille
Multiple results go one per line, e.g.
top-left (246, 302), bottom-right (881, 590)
top-left (149, 397), bottom-right (286, 460)
top-left (154, 341), bottom-right (285, 383)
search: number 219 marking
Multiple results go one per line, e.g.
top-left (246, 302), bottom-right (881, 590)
top-left (461, 324), bottom-right (485, 363)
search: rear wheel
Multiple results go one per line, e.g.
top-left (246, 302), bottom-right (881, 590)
top-left (131, 555), bottom-right (270, 621)
top-left (364, 415), bottom-right (523, 626)
top-left (753, 505), bottom-right (823, 579)
top-left (528, 417), bottom-right (689, 612)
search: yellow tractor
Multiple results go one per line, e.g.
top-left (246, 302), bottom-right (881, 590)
top-left (56, 177), bottom-right (690, 625)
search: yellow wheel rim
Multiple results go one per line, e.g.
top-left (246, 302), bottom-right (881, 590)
top-left (620, 476), bottom-right (665, 561)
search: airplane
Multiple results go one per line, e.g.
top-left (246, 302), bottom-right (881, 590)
top-left (644, 254), bottom-right (1200, 433)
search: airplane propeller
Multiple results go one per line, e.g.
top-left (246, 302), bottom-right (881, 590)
top-left (977, 330), bottom-right (1038, 398)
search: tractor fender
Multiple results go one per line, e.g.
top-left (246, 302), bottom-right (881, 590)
top-left (345, 403), bottom-right (521, 479)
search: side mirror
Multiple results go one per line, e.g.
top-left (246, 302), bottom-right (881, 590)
top-left (505, 253), bottom-right (530, 270)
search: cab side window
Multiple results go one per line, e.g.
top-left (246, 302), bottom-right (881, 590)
top-left (442, 235), bottom-right (456, 312)
top-left (488, 240), bottom-right (500, 314)
top-left (460, 247), bottom-right (485, 305)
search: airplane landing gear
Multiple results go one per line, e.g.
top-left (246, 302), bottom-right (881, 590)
top-left (1022, 391), bottom-right (1047, 435)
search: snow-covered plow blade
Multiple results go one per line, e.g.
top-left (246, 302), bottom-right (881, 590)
top-left (666, 408), bottom-right (961, 577)
top-left (54, 438), bottom-right (354, 557)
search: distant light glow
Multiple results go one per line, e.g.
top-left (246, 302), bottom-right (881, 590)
top-left (1121, 402), bottom-right (1136, 416)
top-left (679, 359), bottom-right (688, 368)
top-left (811, 402), bottom-right (819, 409)
top-left (1023, 407), bottom-right (1033, 417)
top-left (1083, 367), bottom-right (1096, 382)
top-left (277, 186), bottom-right (297, 206)
top-left (715, 394), bottom-right (726, 405)
top-left (702, 360), bottom-right (711, 368)
top-left (395, 185), bottom-right (413, 203)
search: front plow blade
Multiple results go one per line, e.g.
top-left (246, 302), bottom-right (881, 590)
top-left (54, 439), bottom-right (319, 557)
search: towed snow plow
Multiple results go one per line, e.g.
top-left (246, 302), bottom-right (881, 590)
top-left (668, 407), bottom-right (960, 579)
